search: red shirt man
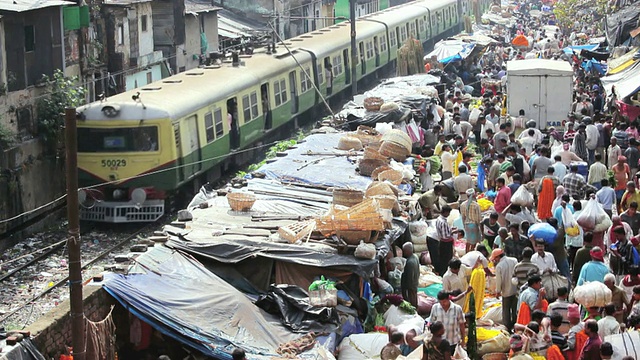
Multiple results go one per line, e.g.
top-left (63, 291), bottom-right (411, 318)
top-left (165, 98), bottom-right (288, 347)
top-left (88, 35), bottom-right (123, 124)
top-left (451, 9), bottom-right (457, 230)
top-left (494, 177), bottom-right (512, 213)
top-left (580, 319), bottom-right (602, 360)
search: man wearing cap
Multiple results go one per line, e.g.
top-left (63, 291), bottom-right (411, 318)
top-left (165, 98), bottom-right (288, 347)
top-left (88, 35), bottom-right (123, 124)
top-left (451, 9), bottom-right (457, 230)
top-left (460, 188), bottom-right (482, 253)
top-left (492, 248), bottom-right (518, 331)
top-left (566, 304), bottom-right (585, 354)
top-left (576, 246), bottom-right (611, 286)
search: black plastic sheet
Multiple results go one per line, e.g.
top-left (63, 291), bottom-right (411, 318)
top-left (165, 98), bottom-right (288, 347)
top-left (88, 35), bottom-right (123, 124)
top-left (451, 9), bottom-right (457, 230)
top-left (255, 284), bottom-right (340, 333)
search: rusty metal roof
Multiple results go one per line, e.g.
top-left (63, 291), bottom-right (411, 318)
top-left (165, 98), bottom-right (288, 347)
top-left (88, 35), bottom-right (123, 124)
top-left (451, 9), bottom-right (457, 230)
top-left (185, 0), bottom-right (222, 15)
top-left (0, 0), bottom-right (74, 12)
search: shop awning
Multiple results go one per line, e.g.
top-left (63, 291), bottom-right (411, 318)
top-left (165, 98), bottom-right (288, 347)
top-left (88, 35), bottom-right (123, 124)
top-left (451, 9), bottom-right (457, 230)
top-left (601, 60), bottom-right (640, 99)
top-left (425, 40), bottom-right (476, 64)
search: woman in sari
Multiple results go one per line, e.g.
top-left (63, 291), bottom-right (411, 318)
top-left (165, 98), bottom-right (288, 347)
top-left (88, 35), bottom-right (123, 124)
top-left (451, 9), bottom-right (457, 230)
top-left (538, 167), bottom-right (557, 220)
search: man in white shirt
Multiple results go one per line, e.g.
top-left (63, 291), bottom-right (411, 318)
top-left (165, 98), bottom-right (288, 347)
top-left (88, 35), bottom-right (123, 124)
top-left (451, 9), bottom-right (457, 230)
top-left (442, 258), bottom-right (472, 307)
top-left (597, 303), bottom-right (620, 339)
top-left (460, 244), bottom-right (494, 277)
top-left (491, 249), bottom-right (519, 331)
top-left (486, 107), bottom-right (500, 125)
top-left (608, 137), bottom-right (622, 168)
top-left (553, 155), bottom-right (568, 181)
top-left (531, 239), bottom-right (558, 274)
top-left (585, 118), bottom-right (600, 164)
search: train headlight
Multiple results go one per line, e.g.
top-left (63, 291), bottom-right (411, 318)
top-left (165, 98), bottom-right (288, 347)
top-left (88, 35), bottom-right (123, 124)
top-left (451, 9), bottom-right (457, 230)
top-left (113, 189), bottom-right (126, 200)
top-left (131, 188), bottom-right (147, 208)
top-left (101, 105), bottom-right (120, 118)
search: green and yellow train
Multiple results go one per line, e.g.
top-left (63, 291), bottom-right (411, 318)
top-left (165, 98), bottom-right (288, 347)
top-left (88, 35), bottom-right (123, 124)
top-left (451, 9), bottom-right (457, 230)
top-left (76, 0), bottom-right (490, 222)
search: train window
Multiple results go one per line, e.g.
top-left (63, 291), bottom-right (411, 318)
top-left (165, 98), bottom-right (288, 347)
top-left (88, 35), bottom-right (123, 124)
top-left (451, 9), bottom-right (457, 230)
top-left (389, 32), bottom-right (396, 48)
top-left (274, 79), bottom-right (287, 106)
top-left (242, 92), bottom-right (259, 121)
top-left (78, 126), bottom-right (159, 152)
top-left (301, 67), bottom-right (312, 92)
top-left (379, 35), bottom-right (387, 53)
top-left (409, 22), bottom-right (416, 37)
top-left (400, 26), bottom-right (407, 42)
top-left (332, 56), bottom-right (343, 75)
top-left (419, 20), bottom-right (424, 33)
top-left (214, 109), bottom-right (224, 137)
top-left (205, 112), bottom-right (215, 143)
top-left (366, 41), bottom-right (374, 59)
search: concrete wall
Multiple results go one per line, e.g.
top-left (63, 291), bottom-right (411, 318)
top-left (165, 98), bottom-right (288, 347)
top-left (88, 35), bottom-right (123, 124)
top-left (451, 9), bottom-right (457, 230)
top-left (137, 3), bottom-right (155, 57)
top-left (27, 286), bottom-right (116, 359)
top-left (124, 63), bottom-right (163, 91)
top-left (181, 12), bottom-right (219, 71)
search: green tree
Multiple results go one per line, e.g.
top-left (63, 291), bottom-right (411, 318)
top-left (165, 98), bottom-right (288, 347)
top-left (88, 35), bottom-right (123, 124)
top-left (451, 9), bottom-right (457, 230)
top-left (553, 0), bottom-right (609, 30)
top-left (36, 69), bottom-right (86, 146)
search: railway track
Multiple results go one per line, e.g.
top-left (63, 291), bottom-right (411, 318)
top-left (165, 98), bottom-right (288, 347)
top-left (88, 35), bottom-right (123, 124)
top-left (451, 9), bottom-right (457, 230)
top-left (0, 222), bottom-right (157, 329)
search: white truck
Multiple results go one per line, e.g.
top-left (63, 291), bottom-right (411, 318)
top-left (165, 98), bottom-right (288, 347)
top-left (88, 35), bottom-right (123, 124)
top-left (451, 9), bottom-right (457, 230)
top-left (506, 59), bottom-right (573, 129)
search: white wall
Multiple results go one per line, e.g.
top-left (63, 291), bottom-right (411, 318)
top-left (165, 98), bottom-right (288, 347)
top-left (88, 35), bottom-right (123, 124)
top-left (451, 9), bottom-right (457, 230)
top-left (136, 2), bottom-right (154, 57)
top-left (124, 63), bottom-right (163, 91)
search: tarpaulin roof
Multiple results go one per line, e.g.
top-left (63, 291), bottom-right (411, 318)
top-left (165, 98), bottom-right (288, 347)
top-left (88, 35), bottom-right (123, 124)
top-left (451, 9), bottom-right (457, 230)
top-left (257, 133), bottom-right (373, 190)
top-left (103, 246), bottom-right (299, 359)
top-left (425, 40), bottom-right (475, 64)
top-left (607, 47), bottom-right (640, 74)
top-left (601, 60), bottom-right (640, 100)
top-left (606, 5), bottom-right (640, 47)
top-left (562, 44), bottom-right (598, 55)
top-left (0, 0), bottom-right (73, 12)
top-left (166, 237), bottom-right (379, 279)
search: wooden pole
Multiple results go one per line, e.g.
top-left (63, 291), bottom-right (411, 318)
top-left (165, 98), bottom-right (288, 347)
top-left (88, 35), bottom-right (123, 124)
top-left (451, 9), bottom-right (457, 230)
top-left (65, 108), bottom-right (85, 360)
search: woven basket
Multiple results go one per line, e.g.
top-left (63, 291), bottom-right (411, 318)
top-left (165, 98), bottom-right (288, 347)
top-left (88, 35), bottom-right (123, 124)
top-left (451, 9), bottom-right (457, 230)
top-left (227, 192), bottom-right (256, 211)
top-left (337, 136), bottom-right (363, 150)
top-left (368, 195), bottom-right (397, 210)
top-left (337, 230), bottom-right (372, 245)
top-left (358, 159), bottom-right (388, 176)
top-left (365, 182), bottom-right (396, 197)
top-left (378, 169), bottom-right (403, 185)
top-left (363, 97), bottom-right (384, 112)
top-left (379, 141), bottom-right (409, 161)
top-left (371, 165), bottom-right (394, 180)
top-left (333, 188), bottom-right (364, 207)
top-left (482, 353), bottom-right (507, 360)
top-left (363, 147), bottom-right (388, 161)
top-left (381, 129), bottom-right (412, 152)
top-left (278, 220), bottom-right (315, 243)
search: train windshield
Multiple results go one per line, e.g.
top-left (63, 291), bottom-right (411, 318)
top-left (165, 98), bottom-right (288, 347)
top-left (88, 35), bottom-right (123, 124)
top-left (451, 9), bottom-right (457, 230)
top-left (78, 126), bottom-right (159, 152)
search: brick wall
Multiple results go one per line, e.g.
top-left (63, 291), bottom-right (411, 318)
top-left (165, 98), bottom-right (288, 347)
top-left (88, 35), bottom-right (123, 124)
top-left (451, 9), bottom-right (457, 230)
top-left (27, 285), bottom-right (116, 359)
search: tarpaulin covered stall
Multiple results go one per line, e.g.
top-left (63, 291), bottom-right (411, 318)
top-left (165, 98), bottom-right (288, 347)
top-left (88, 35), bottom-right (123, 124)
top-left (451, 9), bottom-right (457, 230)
top-left (102, 246), bottom-right (301, 359)
top-left (601, 60), bottom-right (640, 100)
top-left (606, 5), bottom-right (640, 47)
top-left (425, 40), bottom-right (476, 64)
top-left (257, 133), bottom-right (373, 190)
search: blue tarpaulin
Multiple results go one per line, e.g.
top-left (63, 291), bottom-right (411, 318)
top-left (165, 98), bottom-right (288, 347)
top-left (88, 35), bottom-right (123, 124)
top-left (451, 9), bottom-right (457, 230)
top-left (426, 40), bottom-right (476, 64)
top-left (103, 246), bottom-right (299, 359)
top-left (582, 58), bottom-right (607, 75)
top-left (562, 44), bottom-right (598, 55)
top-left (257, 133), bottom-right (373, 190)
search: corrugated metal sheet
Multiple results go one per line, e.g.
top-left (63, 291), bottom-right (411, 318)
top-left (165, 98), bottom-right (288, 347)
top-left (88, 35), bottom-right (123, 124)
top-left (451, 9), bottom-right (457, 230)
top-left (0, 0), bottom-right (74, 12)
top-left (104, 0), bottom-right (152, 6)
top-left (151, 0), bottom-right (175, 46)
top-left (185, 0), bottom-right (222, 15)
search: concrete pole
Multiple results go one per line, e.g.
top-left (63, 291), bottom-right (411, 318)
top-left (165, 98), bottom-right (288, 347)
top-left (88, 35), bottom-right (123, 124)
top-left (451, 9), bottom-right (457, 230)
top-left (65, 108), bottom-right (85, 360)
top-left (349, 0), bottom-right (357, 96)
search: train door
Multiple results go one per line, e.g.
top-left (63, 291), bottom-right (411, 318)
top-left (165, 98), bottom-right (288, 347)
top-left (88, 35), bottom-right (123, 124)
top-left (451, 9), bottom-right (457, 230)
top-left (181, 115), bottom-right (201, 180)
top-left (289, 71), bottom-right (298, 114)
top-left (343, 49), bottom-right (350, 84)
top-left (359, 42), bottom-right (365, 74)
top-left (174, 126), bottom-right (184, 182)
top-left (261, 83), bottom-right (272, 130)
top-left (227, 98), bottom-right (240, 149)
top-left (324, 57), bottom-right (333, 95)
top-left (395, 27), bottom-right (401, 46)
top-left (374, 36), bottom-right (380, 67)
top-left (415, 20), bottom-right (420, 39)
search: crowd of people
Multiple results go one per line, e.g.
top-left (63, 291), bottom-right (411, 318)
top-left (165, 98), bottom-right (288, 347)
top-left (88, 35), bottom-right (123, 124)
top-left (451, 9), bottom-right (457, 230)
top-left (378, 0), bottom-right (640, 359)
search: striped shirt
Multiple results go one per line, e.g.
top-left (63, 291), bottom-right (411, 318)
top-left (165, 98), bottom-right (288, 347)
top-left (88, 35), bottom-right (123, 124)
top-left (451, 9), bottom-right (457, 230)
top-left (513, 260), bottom-right (540, 288)
top-left (435, 215), bottom-right (453, 242)
top-left (430, 302), bottom-right (465, 345)
top-left (547, 299), bottom-right (571, 334)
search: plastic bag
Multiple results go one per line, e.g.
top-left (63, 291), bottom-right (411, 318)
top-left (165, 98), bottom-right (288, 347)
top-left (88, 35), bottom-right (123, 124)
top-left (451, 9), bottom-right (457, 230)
top-left (541, 273), bottom-right (568, 300)
top-left (528, 223), bottom-right (558, 245)
top-left (576, 198), bottom-right (612, 232)
top-left (354, 241), bottom-right (376, 259)
top-left (453, 344), bottom-right (470, 360)
top-left (410, 220), bottom-right (428, 244)
top-left (388, 268), bottom-right (402, 290)
top-left (562, 207), bottom-right (581, 237)
top-left (478, 331), bottom-right (511, 356)
top-left (469, 107), bottom-right (481, 125)
top-left (511, 186), bottom-right (534, 206)
top-left (573, 282), bottom-right (612, 307)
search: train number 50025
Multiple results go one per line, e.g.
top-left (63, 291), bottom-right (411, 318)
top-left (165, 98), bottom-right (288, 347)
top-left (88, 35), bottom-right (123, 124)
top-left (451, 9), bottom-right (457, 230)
top-left (101, 159), bottom-right (127, 167)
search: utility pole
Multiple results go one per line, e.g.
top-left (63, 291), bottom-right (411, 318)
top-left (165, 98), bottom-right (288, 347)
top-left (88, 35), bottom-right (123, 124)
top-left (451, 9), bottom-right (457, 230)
top-left (271, 0), bottom-right (277, 53)
top-left (65, 108), bottom-right (85, 360)
top-left (349, 0), bottom-right (357, 96)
